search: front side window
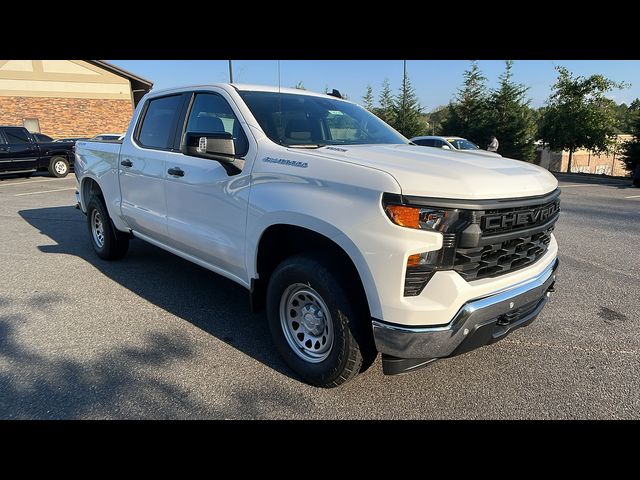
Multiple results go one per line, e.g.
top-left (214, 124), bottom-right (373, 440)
top-left (239, 91), bottom-right (407, 147)
top-left (3, 128), bottom-right (32, 144)
top-left (415, 139), bottom-right (435, 147)
top-left (448, 138), bottom-right (479, 150)
top-left (137, 95), bottom-right (182, 149)
top-left (185, 93), bottom-right (248, 156)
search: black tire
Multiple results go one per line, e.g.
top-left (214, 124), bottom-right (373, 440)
top-left (48, 156), bottom-right (69, 178)
top-left (266, 254), bottom-right (372, 388)
top-left (86, 195), bottom-right (129, 260)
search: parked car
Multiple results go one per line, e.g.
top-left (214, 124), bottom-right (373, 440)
top-left (75, 84), bottom-right (559, 387)
top-left (33, 133), bottom-right (54, 142)
top-left (634, 164), bottom-right (640, 187)
top-left (0, 126), bottom-right (75, 177)
top-left (90, 133), bottom-right (123, 142)
top-left (411, 135), bottom-right (502, 157)
top-left (53, 137), bottom-right (91, 143)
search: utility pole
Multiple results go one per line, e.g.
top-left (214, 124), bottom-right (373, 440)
top-left (402, 60), bottom-right (407, 135)
top-left (228, 60), bottom-right (233, 83)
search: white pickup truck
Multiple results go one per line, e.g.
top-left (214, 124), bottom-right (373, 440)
top-left (74, 83), bottom-right (560, 387)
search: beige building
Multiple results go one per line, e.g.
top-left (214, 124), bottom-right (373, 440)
top-left (0, 60), bottom-right (152, 138)
top-left (536, 135), bottom-right (632, 177)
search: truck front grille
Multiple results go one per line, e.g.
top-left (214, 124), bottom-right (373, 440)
top-left (454, 227), bottom-right (553, 281)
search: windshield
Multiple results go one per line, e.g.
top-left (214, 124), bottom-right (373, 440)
top-left (239, 91), bottom-right (408, 147)
top-left (448, 138), bottom-right (479, 150)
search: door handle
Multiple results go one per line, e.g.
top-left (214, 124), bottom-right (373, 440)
top-left (120, 159), bottom-right (133, 167)
top-left (168, 167), bottom-right (184, 177)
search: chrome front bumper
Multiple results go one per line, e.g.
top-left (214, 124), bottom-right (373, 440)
top-left (372, 258), bottom-right (558, 371)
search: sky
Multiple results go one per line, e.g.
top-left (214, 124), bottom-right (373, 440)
top-left (109, 60), bottom-right (640, 111)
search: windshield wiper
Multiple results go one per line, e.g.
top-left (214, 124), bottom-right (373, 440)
top-left (286, 144), bottom-right (327, 149)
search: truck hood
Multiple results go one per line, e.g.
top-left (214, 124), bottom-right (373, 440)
top-left (310, 144), bottom-right (557, 199)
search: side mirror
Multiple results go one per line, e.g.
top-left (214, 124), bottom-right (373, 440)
top-left (182, 131), bottom-right (236, 164)
top-left (441, 145), bottom-right (451, 150)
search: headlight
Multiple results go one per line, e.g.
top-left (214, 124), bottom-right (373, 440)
top-left (383, 203), bottom-right (461, 232)
top-left (382, 193), bottom-right (470, 296)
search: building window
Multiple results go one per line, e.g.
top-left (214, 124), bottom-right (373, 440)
top-left (23, 118), bottom-right (41, 133)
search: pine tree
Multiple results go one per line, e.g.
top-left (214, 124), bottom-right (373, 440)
top-left (443, 61), bottom-right (489, 144)
top-left (485, 60), bottom-right (537, 160)
top-left (393, 70), bottom-right (427, 138)
top-left (376, 78), bottom-right (396, 126)
top-left (362, 84), bottom-right (375, 111)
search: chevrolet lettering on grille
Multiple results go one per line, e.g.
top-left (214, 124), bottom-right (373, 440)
top-left (482, 201), bottom-right (560, 231)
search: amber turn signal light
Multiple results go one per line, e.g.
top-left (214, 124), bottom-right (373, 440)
top-left (385, 205), bottom-right (420, 229)
top-left (407, 253), bottom-right (422, 267)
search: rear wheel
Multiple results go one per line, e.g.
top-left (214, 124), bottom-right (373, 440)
top-left (48, 156), bottom-right (69, 178)
top-left (266, 254), bottom-right (371, 388)
top-left (86, 195), bottom-right (129, 260)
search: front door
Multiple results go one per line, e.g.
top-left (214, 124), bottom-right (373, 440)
top-left (118, 93), bottom-right (184, 244)
top-left (2, 127), bottom-right (39, 171)
top-left (164, 91), bottom-right (253, 282)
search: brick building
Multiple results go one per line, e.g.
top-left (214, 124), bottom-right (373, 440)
top-left (535, 135), bottom-right (632, 177)
top-left (0, 60), bottom-right (152, 138)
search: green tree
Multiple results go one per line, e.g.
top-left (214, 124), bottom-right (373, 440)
top-left (443, 61), bottom-right (489, 144)
top-left (376, 78), bottom-right (396, 126)
top-left (362, 84), bottom-right (375, 111)
top-left (539, 66), bottom-right (627, 173)
top-left (485, 60), bottom-right (537, 161)
top-left (622, 98), bottom-right (640, 133)
top-left (621, 111), bottom-right (640, 174)
top-left (392, 71), bottom-right (427, 138)
top-left (295, 81), bottom-right (305, 90)
top-left (425, 105), bottom-right (450, 136)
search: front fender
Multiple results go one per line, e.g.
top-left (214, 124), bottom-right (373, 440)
top-left (248, 212), bottom-right (383, 319)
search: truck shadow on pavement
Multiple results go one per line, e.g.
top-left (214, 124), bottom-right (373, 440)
top-left (15, 206), bottom-right (305, 404)
top-left (0, 312), bottom-right (205, 418)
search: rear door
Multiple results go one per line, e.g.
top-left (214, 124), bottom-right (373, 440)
top-left (119, 93), bottom-right (185, 244)
top-left (2, 127), bottom-right (39, 171)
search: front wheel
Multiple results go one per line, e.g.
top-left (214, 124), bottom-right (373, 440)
top-left (48, 156), bottom-right (69, 178)
top-left (266, 254), bottom-right (371, 388)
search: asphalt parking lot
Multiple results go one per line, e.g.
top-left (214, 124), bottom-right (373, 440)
top-left (0, 172), bottom-right (639, 419)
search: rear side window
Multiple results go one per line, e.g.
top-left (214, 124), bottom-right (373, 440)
top-left (185, 93), bottom-right (248, 156)
top-left (415, 139), bottom-right (435, 147)
top-left (3, 127), bottom-right (32, 144)
top-left (137, 95), bottom-right (182, 149)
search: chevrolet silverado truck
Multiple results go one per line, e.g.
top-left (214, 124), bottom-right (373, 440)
top-left (0, 126), bottom-right (75, 177)
top-left (74, 84), bottom-right (560, 387)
